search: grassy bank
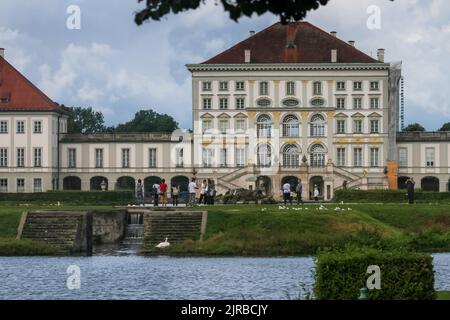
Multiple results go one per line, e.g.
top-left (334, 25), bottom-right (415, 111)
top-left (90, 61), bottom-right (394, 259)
top-left (437, 291), bottom-right (450, 300)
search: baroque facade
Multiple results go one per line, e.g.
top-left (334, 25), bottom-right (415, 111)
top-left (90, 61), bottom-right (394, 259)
top-left (0, 22), bottom-right (449, 199)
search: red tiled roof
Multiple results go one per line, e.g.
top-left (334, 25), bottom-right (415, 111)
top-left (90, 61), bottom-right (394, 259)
top-left (0, 55), bottom-right (64, 113)
top-left (202, 21), bottom-right (379, 64)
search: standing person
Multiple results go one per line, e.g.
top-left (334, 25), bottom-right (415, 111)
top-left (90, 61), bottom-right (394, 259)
top-left (208, 179), bottom-right (216, 205)
top-left (188, 178), bottom-right (198, 206)
top-left (171, 185), bottom-right (179, 207)
top-left (159, 179), bottom-right (168, 207)
top-left (198, 179), bottom-right (207, 205)
top-left (313, 184), bottom-right (320, 202)
top-left (406, 177), bottom-right (416, 204)
top-left (152, 181), bottom-right (160, 207)
top-left (136, 179), bottom-right (145, 206)
top-left (296, 179), bottom-right (303, 205)
top-left (282, 181), bottom-right (292, 205)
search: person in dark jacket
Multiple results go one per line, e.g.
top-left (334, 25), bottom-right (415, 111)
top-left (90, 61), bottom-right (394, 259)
top-left (296, 179), bottom-right (303, 205)
top-left (406, 177), bottom-right (415, 204)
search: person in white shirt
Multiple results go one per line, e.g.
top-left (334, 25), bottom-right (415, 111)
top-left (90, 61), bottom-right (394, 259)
top-left (282, 182), bottom-right (292, 205)
top-left (314, 185), bottom-right (320, 202)
top-left (188, 178), bottom-right (198, 206)
top-left (198, 179), bottom-right (207, 205)
top-left (152, 182), bottom-right (161, 207)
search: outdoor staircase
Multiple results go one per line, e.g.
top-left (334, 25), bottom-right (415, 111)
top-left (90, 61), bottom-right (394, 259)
top-left (217, 165), bottom-right (256, 191)
top-left (333, 166), bottom-right (364, 189)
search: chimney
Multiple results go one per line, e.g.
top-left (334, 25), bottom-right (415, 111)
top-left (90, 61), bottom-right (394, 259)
top-left (331, 49), bottom-right (337, 63)
top-left (244, 49), bottom-right (251, 63)
top-left (377, 48), bottom-right (385, 62)
top-left (249, 30), bottom-right (255, 37)
top-left (348, 40), bottom-right (355, 47)
top-left (330, 31), bottom-right (337, 37)
top-left (0, 48), bottom-right (4, 59)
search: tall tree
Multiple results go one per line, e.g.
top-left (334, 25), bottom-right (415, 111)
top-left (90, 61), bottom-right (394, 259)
top-left (438, 122), bottom-right (450, 131)
top-left (402, 123), bottom-right (426, 132)
top-left (67, 106), bottom-right (106, 134)
top-left (115, 109), bottom-right (179, 133)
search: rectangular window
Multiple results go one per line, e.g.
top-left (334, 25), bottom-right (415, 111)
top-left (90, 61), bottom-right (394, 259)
top-left (68, 148), bottom-right (77, 168)
top-left (235, 81), bottom-right (245, 91)
top-left (337, 148), bottom-right (346, 167)
top-left (353, 148), bottom-right (363, 167)
top-left (370, 97), bottom-right (380, 109)
top-left (220, 148), bottom-right (228, 167)
top-left (236, 148), bottom-right (246, 167)
top-left (33, 178), bottom-right (42, 193)
top-left (370, 119), bottom-right (380, 133)
top-left (336, 120), bottom-right (346, 133)
top-left (219, 119), bottom-right (229, 134)
top-left (336, 98), bottom-right (345, 109)
top-left (259, 82), bottom-right (269, 96)
top-left (426, 148), bottom-right (435, 167)
top-left (16, 148), bottom-right (25, 167)
top-left (202, 148), bottom-right (213, 167)
top-left (0, 179), bottom-right (7, 193)
top-left (336, 81), bottom-right (346, 91)
top-left (16, 121), bottom-right (25, 134)
top-left (0, 148), bottom-right (8, 167)
top-left (33, 120), bottom-right (42, 133)
top-left (176, 148), bottom-right (184, 167)
top-left (353, 119), bottom-right (363, 133)
top-left (353, 97), bottom-right (362, 109)
top-left (202, 120), bottom-right (212, 133)
top-left (0, 121), bottom-right (8, 133)
top-left (202, 81), bottom-right (211, 91)
top-left (219, 81), bottom-right (228, 91)
top-left (95, 148), bottom-right (104, 168)
top-left (353, 81), bottom-right (363, 91)
top-left (17, 178), bottom-right (25, 193)
top-left (236, 98), bottom-right (245, 109)
top-left (219, 98), bottom-right (228, 109)
top-left (149, 148), bottom-right (157, 168)
top-left (122, 148), bottom-right (130, 168)
top-left (398, 148), bottom-right (408, 167)
top-left (370, 81), bottom-right (379, 91)
top-left (33, 148), bottom-right (42, 167)
top-left (202, 98), bottom-right (212, 109)
top-left (286, 81), bottom-right (296, 95)
top-left (370, 147), bottom-right (379, 167)
top-left (313, 82), bottom-right (322, 95)
top-left (235, 119), bottom-right (246, 132)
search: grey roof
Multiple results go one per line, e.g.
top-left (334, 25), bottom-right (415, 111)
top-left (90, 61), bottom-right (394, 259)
top-left (61, 132), bottom-right (177, 143)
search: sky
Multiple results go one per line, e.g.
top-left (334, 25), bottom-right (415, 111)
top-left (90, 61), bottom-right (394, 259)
top-left (0, 0), bottom-right (449, 131)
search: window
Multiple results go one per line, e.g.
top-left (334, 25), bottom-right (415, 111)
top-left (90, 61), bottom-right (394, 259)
top-left (398, 148), bottom-right (408, 167)
top-left (202, 148), bottom-right (213, 167)
top-left (0, 148), bottom-right (8, 167)
top-left (236, 97), bottom-right (245, 109)
top-left (353, 81), bottom-right (362, 91)
top-left (310, 114), bottom-right (325, 137)
top-left (282, 98), bottom-right (299, 107)
top-left (149, 148), bottom-right (157, 168)
top-left (336, 81), bottom-right (346, 91)
top-left (202, 81), bottom-right (212, 91)
top-left (370, 81), bottom-right (379, 91)
top-left (337, 148), bottom-right (346, 167)
top-left (95, 149), bottom-right (103, 168)
top-left (257, 115), bottom-right (271, 137)
top-left (311, 98), bottom-right (325, 107)
top-left (370, 120), bottom-right (379, 133)
top-left (0, 98), bottom-right (9, 103)
top-left (219, 81), bottom-right (228, 91)
top-left (202, 98), bottom-right (212, 109)
top-left (235, 119), bottom-right (246, 132)
top-left (336, 98), bottom-right (345, 109)
top-left (370, 148), bottom-right (379, 167)
top-left (16, 121), bottom-right (25, 134)
top-left (236, 148), bottom-right (246, 167)
top-left (0, 121), bottom-right (8, 133)
top-left (353, 119), bottom-right (363, 133)
top-left (0, 179), bottom-right (7, 193)
top-left (370, 97), bottom-right (380, 109)
top-left (176, 148), bottom-right (184, 167)
top-left (286, 81), bottom-right (296, 95)
top-left (310, 144), bottom-right (326, 167)
top-left (426, 148), bottom-right (435, 167)
top-left (219, 119), bottom-right (229, 134)
top-left (33, 178), bottom-right (42, 193)
top-left (353, 97), bottom-right (362, 109)
top-left (313, 82), bottom-right (322, 95)
top-left (257, 144), bottom-right (272, 167)
top-left (282, 144), bottom-right (300, 168)
top-left (122, 149), bottom-right (130, 168)
top-left (68, 148), bottom-right (76, 168)
top-left (17, 178), bottom-right (25, 193)
top-left (16, 148), bottom-right (25, 167)
top-left (282, 115), bottom-right (299, 137)
top-left (235, 81), bottom-right (245, 91)
top-left (220, 148), bottom-right (228, 167)
top-left (257, 98), bottom-right (271, 107)
top-left (259, 82), bottom-right (269, 95)
top-left (202, 120), bottom-right (212, 133)
top-left (336, 120), bottom-right (346, 133)
top-left (33, 148), bottom-right (42, 167)
top-left (219, 98), bottom-right (228, 109)
top-left (33, 121), bottom-right (42, 133)
top-left (353, 148), bottom-right (363, 167)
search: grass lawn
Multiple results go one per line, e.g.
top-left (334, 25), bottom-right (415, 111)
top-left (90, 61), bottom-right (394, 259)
top-left (437, 291), bottom-right (450, 300)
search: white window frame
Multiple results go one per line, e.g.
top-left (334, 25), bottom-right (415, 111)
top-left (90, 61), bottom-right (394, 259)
top-left (16, 148), bottom-right (25, 167)
top-left (149, 148), bottom-right (157, 168)
top-left (370, 147), bottom-right (379, 167)
top-left (0, 148), bottom-right (8, 167)
top-left (370, 119), bottom-right (379, 133)
top-left (95, 148), bottom-right (104, 168)
top-left (336, 120), bottom-right (346, 134)
top-left (16, 120), bottom-right (25, 134)
top-left (68, 148), bottom-right (77, 168)
top-left (286, 81), bottom-right (296, 95)
top-left (33, 120), bottom-right (42, 134)
top-left (398, 148), bottom-right (408, 167)
top-left (202, 81), bottom-right (212, 91)
top-left (353, 119), bottom-right (363, 133)
top-left (219, 97), bottom-right (228, 109)
top-left (235, 81), bottom-right (245, 91)
top-left (0, 121), bottom-right (8, 133)
top-left (0, 178), bottom-right (8, 193)
top-left (235, 97), bottom-right (245, 109)
top-left (337, 148), bottom-right (346, 167)
top-left (16, 178), bottom-right (25, 193)
top-left (219, 81), bottom-right (228, 91)
top-left (202, 98), bottom-right (212, 110)
top-left (122, 148), bottom-right (130, 168)
top-left (259, 82), bottom-right (269, 96)
top-left (353, 81), bottom-right (363, 91)
top-left (336, 98), bottom-right (345, 109)
top-left (33, 178), bottom-right (42, 193)
top-left (426, 147), bottom-right (435, 167)
top-left (353, 148), bottom-right (363, 167)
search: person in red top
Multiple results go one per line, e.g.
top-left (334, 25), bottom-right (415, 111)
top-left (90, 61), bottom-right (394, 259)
top-left (159, 179), bottom-right (168, 207)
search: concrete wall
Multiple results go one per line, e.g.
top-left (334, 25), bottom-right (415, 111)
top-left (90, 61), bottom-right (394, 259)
top-left (92, 210), bottom-right (127, 244)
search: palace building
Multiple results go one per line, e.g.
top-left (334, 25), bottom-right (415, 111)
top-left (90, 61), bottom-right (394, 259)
top-left (1, 22), bottom-right (449, 199)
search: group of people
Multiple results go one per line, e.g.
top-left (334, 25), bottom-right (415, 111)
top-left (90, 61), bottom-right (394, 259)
top-left (188, 178), bottom-right (216, 206)
top-left (281, 179), bottom-right (322, 205)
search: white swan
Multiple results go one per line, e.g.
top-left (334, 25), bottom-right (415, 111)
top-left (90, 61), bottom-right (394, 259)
top-left (155, 237), bottom-right (170, 248)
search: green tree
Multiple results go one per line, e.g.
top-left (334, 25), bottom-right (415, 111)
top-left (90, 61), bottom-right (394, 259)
top-left (402, 123), bottom-right (426, 132)
top-left (438, 122), bottom-right (450, 131)
top-left (115, 109), bottom-right (178, 133)
top-left (67, 106), bottom-right (106, 134)
top-left (135, 0), bottom-right (393, 25)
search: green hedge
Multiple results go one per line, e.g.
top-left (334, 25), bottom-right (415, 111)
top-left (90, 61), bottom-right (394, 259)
top-left (335, 189), bottom-right (450, 203)
top-left (315, 247), bottom-right (436, 300)
top-left (0, 191), bottom-right (135, 205)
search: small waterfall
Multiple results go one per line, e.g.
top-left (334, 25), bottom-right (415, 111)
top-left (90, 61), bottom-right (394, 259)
top-left (125, 213), bottom-right (144, 240)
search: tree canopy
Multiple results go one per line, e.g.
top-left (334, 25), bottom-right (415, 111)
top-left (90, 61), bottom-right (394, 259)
top-left (438, 122), bottom-right (450, 132)
top-left (114, 110), bottom-right (179, 133)
top-left (67, 106), bottom-right (106, 134)
top-left (402, 123), bottom-right (426, 132)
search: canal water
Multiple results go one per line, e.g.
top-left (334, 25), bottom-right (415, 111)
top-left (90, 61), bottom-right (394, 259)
top-left (0, 253), bottom-right (448, 300)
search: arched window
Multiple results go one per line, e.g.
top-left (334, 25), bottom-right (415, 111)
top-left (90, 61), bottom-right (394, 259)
top-left (257, 114), bottom-right (272, 137)
top-left (282, 144), bottom-right (300, 168)
top-left (257, 144), bottom-right (272, 167)
top-left (310, 114), bottom-right (325, 137)
top-left (310, 144), bottom-right (326, 168)
top-left (282, 115), bottom-right (299, 137)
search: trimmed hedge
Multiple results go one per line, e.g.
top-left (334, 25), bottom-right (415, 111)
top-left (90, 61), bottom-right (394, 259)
top-left (0, 191), bottom-right (135, 205)
top-left (315, 247), bottom-right (436, 300)
top-left (335, 189), bottom-right (450, 203)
